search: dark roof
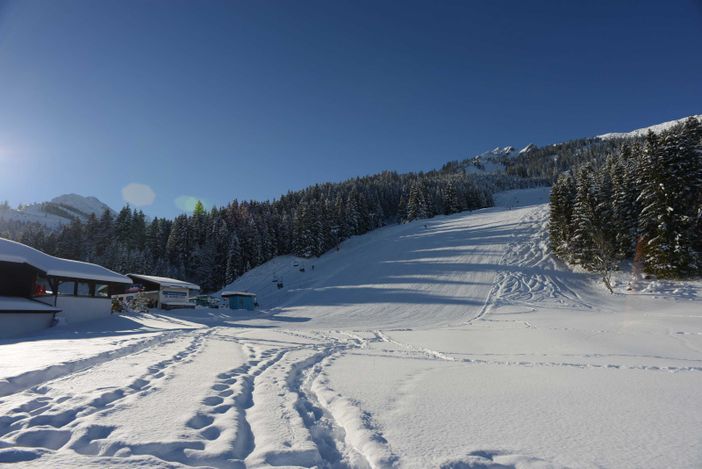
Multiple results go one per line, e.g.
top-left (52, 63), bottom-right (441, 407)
top-left (127, 273), bottom-right (200, 290)
top-left (221, 291), bottom-right (256, 297)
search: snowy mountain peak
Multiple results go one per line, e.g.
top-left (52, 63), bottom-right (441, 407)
top-left (0, 194), bottom-right (115, 229)
top-left (484, 146), bottom-right (516, 158)
top-left (454, 146), bottom-right (519, 175)
top-left (519, 143), bottom-right (538, 154)
top-left (50, 194), bottom-right (115, 217)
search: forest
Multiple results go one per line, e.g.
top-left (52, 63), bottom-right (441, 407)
top-left (549, 117), bottom-right (702, 281)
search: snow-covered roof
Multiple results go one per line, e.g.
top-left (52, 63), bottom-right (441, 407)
top-left (221, 291), bottom-right (256, 297)
top-left (0, 238), bottom-right (132, 285)
top-left (128, 274), bottom-right (200, 290)
top-left (0, 296), bottom-right (61, 313)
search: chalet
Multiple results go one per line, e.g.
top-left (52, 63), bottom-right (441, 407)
top-left (221, 291), bottom-right (257, 311)
top-left (115, 274), bottom-right (201, 310)
top-left (0, 237), bottom-right (132, 336)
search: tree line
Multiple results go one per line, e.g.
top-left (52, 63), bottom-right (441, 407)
top-left (549, 117), bottom-right (702, 282)
top-left (1, 170), bottom-right (546, 292)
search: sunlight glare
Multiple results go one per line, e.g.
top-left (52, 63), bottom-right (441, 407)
top-left (122, 183), bottom-right (156, 207)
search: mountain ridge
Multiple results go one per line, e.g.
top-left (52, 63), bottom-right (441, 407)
top-left (0, 193), bottom-right (115, 228)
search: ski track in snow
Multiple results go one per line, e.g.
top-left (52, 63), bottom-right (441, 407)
top-left (0, 326), bottom-right (397, 467)
top-left (0, 331), bottom-right (179, 398)
top-left (243, 329), bottom-right (397, 468)
top-left (0, 331), bottom-right (210, 454)
top-left (468, 204), bottom-right (591, 328)
top-left (371, 330), bottom-right (702, 374)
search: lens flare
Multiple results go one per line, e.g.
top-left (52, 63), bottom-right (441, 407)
top-left (175, 195), bottom-right (209, 213)
top-left (121, 183), bottom-right (156, 206)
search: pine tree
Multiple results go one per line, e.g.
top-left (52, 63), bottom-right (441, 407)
top-left (406, 179), bottom-right (428, 221)
top-left (570, 165), bottom-right (598, 267)
top-left (443, 180), bottom-right (460, 215)
top-left (166, 215), bottom-right (190, 268)
top-left (549, 173), bottom-right (576, 257)
top-left (224, 233), bottom-right (242, 285)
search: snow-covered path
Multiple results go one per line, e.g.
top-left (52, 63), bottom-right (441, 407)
top-left (1, 188), bottom-right (701, 468)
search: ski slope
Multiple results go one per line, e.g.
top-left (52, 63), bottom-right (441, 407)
top-left (225, 188), bottom-right (554, 329)
top-left (1, 187), bottom-right (701, 468)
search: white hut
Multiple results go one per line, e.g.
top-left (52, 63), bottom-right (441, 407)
top-left (0, 238), bottom-right (132, 330)
top-left (116, 274), bottom-right (200, 310)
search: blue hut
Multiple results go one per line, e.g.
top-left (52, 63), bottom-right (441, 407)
top-left (221, 291), bottom-right (257, 311)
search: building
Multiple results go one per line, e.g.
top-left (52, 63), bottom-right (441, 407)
top-left (0, 297), bottom-right (61, 339)
top-left (115, 274), bottom-right (201, 310)
top-left (0, 237), bottom-right (132, 336)
top-left (221, 291), bottom-right (257, 311)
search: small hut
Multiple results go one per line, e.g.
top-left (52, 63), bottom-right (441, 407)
top-left (114, 274), bottom-right (201, 310)
top-left (221, 291), bottom-right (257, 311)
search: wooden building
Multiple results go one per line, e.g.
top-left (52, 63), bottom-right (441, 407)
top-left (0, 237), bottom-right (132, 337)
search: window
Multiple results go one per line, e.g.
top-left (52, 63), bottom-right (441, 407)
top-left (33, 276), bottom-right (53, 297)
top-left (57, 281), bottom-right (75, 296)
top-left (77, 282), bottom-right (91, 296)
top-left (95, 284), bottom-right (109, 298)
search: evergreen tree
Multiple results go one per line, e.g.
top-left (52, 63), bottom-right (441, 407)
top-left (443, 180), bottom-right (460, 215)
top-left (570, 165), bottom-right (598, 267)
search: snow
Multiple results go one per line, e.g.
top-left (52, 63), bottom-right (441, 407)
top-left (597, 114), bottom-right (702, 140)
top-left (519, 143), bottom-right (538, 154)
top-left (0, 297), bottom-right (60, 312)
top-left (128, 274), bottom-right (200, 291)
top-left (0, 238), bottom-right (131, 284)
top-left (1, 187), bottom-right (702, 468)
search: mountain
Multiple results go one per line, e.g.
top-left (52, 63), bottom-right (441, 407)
top-left (0, 194), bottom-right (115, 228)
top-left (442, 114), bottom-right (701, 179)
top-left (48, 194), bottom-right (114, 218)
top-left (597, 114), bottom-right (702, 140)
top-left (460, 146), bottom-right (518, 175)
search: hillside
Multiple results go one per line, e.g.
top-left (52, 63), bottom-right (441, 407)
top-left (223, 187), bottom-right (554, 328)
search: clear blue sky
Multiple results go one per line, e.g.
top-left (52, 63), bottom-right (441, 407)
top-left (1, 0), bottom-right (701, 217)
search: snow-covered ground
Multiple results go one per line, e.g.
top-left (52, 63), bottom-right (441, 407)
top-left (1, 187), bottom-right (701, 468)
